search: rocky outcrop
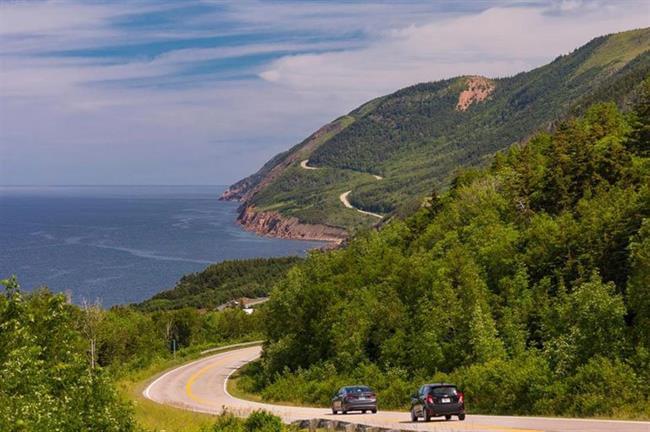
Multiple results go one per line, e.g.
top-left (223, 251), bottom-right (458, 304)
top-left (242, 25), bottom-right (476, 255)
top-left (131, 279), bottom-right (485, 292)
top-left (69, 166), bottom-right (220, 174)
top-left (237, 205), bottom-right (347, 243)
top-left (220, 179), bottom-right (254, 201)
top-left (456, 76), bottom-right (495, 111)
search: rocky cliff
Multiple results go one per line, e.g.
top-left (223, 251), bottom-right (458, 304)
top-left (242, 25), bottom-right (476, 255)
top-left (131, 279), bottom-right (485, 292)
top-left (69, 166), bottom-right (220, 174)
top-left (237, 206), bottom-right (348, 243)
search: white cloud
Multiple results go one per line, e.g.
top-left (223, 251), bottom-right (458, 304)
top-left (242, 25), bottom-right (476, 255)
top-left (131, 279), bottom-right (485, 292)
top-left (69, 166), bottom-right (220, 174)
top-left (259, 2), bottom-right (649, 96)
top-left (0, 0), bottom-right (648, 185)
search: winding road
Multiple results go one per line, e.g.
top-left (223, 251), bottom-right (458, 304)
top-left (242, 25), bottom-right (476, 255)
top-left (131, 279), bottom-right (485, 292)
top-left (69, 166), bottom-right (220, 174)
top-left (143, 345), bottom-right (650, 432)
top-left (339, 191), bottom-right (383, 219)
top-left (299, 159), bottom-right (384, 219)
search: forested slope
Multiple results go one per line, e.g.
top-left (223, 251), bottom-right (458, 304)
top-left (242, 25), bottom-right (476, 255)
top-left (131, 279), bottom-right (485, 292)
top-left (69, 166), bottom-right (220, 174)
top-left (223, 28), bottom-right (650, 235)
top-left (242, 85), bottom-right (650, 418)
top-left (138, 257), bottom-right (301, 311)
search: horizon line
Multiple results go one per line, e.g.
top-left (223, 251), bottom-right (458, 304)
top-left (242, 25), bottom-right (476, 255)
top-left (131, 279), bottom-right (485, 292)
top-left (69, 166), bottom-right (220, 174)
top-left (0, 184), bottom-right (228, 187)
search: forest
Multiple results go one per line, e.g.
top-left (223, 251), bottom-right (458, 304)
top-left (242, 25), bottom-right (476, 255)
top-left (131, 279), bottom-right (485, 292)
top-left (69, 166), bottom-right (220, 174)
top-left (238, 89), bottom-right (650, 418)
top-left (138, 257), bottom-right (301, 311)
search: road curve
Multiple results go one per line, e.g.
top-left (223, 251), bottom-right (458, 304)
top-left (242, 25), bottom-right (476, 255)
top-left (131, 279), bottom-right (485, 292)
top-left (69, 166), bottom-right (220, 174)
top-left (299, 159), bottom-right (384, 219)
top-left (300, 159), bottom-right (318, 170)
top-left (143, 345), bottom-right (650, 432)
top-left (339, 191), bottom-right (383, 219)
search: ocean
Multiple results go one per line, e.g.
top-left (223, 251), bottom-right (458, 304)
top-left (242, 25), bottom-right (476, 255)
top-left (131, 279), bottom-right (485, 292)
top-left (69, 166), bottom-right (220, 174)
top-left (0, 186), bottom-right (324, 307)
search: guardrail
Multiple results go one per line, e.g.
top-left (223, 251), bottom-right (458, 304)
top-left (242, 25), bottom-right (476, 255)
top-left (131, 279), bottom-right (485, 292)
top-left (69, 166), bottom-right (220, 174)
top-left (200, 340), bottom-right (263, 355)
top-left (293, 418), bottom-right (409, 432)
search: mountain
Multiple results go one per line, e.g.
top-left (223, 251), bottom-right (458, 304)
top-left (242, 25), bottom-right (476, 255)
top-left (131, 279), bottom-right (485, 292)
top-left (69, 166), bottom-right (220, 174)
top-left (222, 28), bottom-right (650, 241)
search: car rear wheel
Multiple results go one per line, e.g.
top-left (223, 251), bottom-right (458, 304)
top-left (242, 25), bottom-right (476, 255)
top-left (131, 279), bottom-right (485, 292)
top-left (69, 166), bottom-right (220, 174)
top-left (410, 408), bottom-right (418, 422)
top-left (371, 409), bottom-right (377, 414)
top-left (445, 415), bottom-right (451, 420)
top-left (332, 408), bottom-right (337, 415)
top-left (458, 414), bottom-right (466, 421)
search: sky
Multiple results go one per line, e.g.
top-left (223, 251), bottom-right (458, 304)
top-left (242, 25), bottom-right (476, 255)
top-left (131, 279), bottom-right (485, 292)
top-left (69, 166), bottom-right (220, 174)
top-left (0, 0), bottom-right (648, 186)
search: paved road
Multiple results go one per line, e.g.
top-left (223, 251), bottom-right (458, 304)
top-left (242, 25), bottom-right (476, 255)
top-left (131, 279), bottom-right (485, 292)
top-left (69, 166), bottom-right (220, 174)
top-left (300, 159), bottom-right (319, 170)
top-left (299, 159), bottom-right (384, 219)
top-left (143, 345), bottom-right (650, 432)
top-left (339, 190), bottom-right (383, 219)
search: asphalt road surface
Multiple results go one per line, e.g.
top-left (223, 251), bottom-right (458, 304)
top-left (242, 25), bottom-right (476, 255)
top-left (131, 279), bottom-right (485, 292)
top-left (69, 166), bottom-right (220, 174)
top-left (143, 345), bottom-right (650, 432)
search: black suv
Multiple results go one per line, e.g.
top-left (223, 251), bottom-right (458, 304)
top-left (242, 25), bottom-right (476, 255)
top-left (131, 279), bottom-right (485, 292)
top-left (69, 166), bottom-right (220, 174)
top-left (331, 385), bottom-right (377, 414)
top-left (410, 383), bottom-right (465, 422)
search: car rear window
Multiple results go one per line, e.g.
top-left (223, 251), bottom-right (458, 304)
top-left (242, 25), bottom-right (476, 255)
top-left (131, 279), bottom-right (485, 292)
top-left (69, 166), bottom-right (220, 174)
top-left (346, 386), bottom-right (372, 393)
top-left (430, 386), bottom-right (458, 396)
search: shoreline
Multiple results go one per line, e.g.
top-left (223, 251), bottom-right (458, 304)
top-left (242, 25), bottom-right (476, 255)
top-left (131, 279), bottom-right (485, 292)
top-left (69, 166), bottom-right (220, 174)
top-left (235, 204), bottom-right (347, 247)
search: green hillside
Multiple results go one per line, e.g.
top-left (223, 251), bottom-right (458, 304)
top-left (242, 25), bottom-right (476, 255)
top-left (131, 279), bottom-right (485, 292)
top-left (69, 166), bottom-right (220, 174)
top-left (224, 28), bottom-right (650, 234)
top-left (137, 257), bottom-right (301, 311)
top-left (240, 87), bottom-right (650, 418)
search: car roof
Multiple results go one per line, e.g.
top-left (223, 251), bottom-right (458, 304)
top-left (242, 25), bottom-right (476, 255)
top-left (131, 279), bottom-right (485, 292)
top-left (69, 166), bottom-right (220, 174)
top-left (425, 383), bottom-right (456, 387)
top-left (342, 385), bottom-right (371, 390)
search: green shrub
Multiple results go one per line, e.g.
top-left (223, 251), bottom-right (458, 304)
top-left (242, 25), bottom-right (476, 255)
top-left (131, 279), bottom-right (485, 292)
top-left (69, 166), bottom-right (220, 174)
top-left (211, 411), bottom-right (285, 432)
top-left (566, 356), bottom-right (640, 417)
top-left (244, 410), bottom-right (284, 432)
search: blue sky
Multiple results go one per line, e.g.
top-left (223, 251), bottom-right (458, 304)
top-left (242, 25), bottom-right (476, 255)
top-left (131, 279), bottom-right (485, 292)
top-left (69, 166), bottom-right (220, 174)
top-left (1, 0), bottom-right (648, 185)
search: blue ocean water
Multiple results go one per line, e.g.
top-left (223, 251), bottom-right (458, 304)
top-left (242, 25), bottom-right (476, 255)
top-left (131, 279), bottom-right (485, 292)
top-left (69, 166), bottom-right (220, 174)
top-left (0, 186), bottom-right (324, 306)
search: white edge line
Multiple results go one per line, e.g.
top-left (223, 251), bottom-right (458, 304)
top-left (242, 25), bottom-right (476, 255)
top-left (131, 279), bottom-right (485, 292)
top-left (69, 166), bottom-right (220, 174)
top-left (223, 352), bottom-right (261, 399)
top-left (143, 345), bottom-right (650, 427)
top-left (142, 343), bottom-right (261, 401)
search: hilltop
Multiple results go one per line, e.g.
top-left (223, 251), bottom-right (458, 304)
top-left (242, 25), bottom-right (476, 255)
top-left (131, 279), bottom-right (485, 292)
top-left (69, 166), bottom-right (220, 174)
top-left (222, 28), bottom-right (650, 240)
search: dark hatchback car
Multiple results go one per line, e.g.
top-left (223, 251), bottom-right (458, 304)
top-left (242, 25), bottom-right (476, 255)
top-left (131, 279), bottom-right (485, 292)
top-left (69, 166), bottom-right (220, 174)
top-left (331, 385), bottom-right (377, 414)
top-left (410, 383), bottom-right (465, 422)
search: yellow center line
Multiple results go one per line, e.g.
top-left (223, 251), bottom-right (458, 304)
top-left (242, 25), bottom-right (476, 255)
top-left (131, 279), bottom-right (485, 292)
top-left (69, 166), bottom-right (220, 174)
top-left (184, 352), bottom-right (543, 432)
top-left (185, 355), bottom-right (230, 406)
top-left (470, 426), bottom-right (540, 432)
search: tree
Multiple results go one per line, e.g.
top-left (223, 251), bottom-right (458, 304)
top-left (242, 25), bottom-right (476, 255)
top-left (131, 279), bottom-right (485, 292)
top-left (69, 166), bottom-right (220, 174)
top-left (567, 274), bottom-right (627, 365)
top-left (80, 299), bottom-right (103, 370)
top-left (0, 278), bottom-right (135, 432)
top-left (627, 220), bottom-right (650, 349)
top-left (627, 77), bottom-right (650, 157)
top-left (469, 303), bottom-right (506, 363)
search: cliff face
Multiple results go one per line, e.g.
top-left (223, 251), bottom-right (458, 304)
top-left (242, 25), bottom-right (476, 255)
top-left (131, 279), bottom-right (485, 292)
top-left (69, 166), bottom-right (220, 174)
top-left (237, 206), bottom-right (348, 243)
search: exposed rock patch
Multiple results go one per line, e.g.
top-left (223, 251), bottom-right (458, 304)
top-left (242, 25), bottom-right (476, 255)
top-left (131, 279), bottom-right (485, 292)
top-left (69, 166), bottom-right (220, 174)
top-left (456, 76), bottom-right (495, 111)
top-left (237, 205), bottom-right (348, 243)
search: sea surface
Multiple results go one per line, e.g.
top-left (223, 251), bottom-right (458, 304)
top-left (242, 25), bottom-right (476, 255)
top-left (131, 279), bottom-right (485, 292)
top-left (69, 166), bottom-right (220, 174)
top-left (0, 186), bottom-right (325, 306)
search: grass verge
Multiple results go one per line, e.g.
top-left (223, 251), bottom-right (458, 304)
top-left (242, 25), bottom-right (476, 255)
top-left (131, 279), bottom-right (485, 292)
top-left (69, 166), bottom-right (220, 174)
top-left (118, 340), bottom-right (263, 432)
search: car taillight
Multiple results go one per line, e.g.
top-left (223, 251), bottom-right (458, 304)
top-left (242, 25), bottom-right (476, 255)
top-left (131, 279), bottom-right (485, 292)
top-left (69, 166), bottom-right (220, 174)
top-left (369, 393), bottom-right (376, 399)
top-left (458, 392), bottom-right (464, 404)
top-left (426, 395), bottom-right (434, 404)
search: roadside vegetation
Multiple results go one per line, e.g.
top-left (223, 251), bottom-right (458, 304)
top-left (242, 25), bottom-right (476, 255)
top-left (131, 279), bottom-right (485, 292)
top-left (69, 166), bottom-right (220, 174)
top-left (239, 91), bottom-right (650, 419)
top-left (0, 275), bottom-right (264, 431)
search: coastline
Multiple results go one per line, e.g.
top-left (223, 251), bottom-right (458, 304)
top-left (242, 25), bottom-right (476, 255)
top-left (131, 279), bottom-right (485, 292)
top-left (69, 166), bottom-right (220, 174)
top-left (235, 204), bottom-right (347, 246)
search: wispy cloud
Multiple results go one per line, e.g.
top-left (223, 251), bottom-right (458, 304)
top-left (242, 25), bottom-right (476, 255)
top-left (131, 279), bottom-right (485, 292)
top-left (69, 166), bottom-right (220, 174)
top-left (0, 0), bottom-right (648, 185)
